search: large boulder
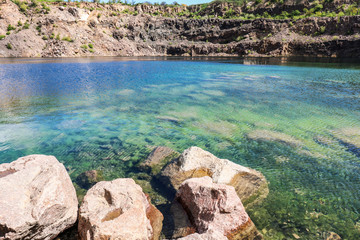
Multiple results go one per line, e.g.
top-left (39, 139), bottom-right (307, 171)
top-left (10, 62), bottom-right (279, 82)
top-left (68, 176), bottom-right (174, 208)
top-left (175, 177), bottom-right (262, 240)
top-left (0, 155), bottom-right (78, 240)
top-left (159, 147), bottom-right (268, 207)
top-left (78, 178), bottom-right (163, 240)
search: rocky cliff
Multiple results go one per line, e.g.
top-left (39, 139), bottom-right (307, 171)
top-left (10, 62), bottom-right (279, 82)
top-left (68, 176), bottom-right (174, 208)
top-left (0, 0), bottom-right (359, 57)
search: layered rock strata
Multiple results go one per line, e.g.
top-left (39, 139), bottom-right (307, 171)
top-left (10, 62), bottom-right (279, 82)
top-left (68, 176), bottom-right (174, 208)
top-left (0, 1), bottom-right (359, 57)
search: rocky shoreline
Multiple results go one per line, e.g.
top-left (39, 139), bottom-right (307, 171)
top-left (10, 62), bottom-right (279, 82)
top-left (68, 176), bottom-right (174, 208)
top-left (0, 146), bottom-right (268, 240)
top-left (0, 1), bottom-right (359, 58)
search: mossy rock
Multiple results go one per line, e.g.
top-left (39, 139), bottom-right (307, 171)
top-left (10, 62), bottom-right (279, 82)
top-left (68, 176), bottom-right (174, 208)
top-left (75, 170), bottom-right (105, 189)
top-left (139, 146), bottom-right (180, 176)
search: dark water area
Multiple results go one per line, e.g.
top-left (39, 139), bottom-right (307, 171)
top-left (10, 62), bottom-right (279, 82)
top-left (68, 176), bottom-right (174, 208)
top-left (0, 57), bottom-right (360, 239)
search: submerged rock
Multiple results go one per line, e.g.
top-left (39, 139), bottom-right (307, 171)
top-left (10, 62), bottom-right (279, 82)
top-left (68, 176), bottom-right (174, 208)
top-left (324, 231), bottom-right (342, 240)
top-left (0, 155), bottom-right (78, 240)
top-left (140, 146), bottom-right (180, 175)
top-left (156, 116), bottom-right (181, 123)
top-left (78, 178), bottom-right (163, 240)
top-left (331, 127), bottom-right (360, 157)
top-left (159, 146), bottom-right (268, 207)
top-left (75, 170), bottom-right (105, 189)
top-left (175, 177), bottom-right (263, 240)
top-left (247, 129), bottom-right (303, 147)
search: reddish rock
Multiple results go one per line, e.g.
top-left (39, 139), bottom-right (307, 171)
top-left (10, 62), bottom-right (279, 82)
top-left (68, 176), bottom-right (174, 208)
top-left (175, 176), bottom-right (263, 240)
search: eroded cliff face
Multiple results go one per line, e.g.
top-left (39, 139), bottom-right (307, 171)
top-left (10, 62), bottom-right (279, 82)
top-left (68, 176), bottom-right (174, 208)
top-left (0, 1), bottom-right (359, 57)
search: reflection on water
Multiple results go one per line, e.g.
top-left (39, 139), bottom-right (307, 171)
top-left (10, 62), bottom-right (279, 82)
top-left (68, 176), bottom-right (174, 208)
top-left (0, 57), bottom-right (360, 239)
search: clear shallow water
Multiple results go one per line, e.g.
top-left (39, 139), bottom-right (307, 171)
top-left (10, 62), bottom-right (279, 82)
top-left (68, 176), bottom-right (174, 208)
top-left (0, 57), bottom-right (360, 239)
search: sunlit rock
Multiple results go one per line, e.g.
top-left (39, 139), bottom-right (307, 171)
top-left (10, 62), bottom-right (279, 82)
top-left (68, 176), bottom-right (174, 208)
top-left (0, 155), bottom-right (78, 240)
top-left (159, 146), bottom-right (268, 207)
top-left (78, 178), bottom-right (163, 240)
top-left (175, 177), bottom-right (263, 240)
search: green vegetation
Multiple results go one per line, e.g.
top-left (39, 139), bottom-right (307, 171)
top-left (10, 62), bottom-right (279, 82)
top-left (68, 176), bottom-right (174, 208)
top-left (88, 43), bottom-right (93, 49)
top-left (320, 26), bottom-right (326, 34)
top-left (0, 35), bottom-right (5, 40)
top-left (23, 22), bottom-right (30, 29)
top-left (62, 36), bottom-right (74, 42)
top-left (7, 24), bottom-right (16, 31)
top-left (12, 0), bottom-right (51, 14)
top-left (6, 43), bottom-right (12, 49)
top-left (9, 0), bottom-right (360, 20)
top-left (41, 3), bottom-right (50, 14)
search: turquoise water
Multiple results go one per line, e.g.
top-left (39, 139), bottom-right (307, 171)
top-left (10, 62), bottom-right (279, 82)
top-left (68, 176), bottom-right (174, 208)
top-left (0, 57), bottom-right (360, 239)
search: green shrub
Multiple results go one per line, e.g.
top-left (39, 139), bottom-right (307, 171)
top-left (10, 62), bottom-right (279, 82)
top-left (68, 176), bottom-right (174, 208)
top-left (42, 3), bottom-right (50, 14)
top-left (7, 24), bottom-right (16, 31)
top-left (0, 35), bottom-right (5, 40)
top-left (80, 44), bottom-right (88, 49)
top-left (17, 21), bottom-right (22, 27)
top-left (292, 10), bottom-right (301, 16)
top-left (313, 4), bottom-right (323, 12)
top-left (6, 43), bottom-right (12, 49)
top-left (88, 43), bottom-right (93, 49)
top-left (19, 3), bottom-right (28, 12)
top-left (56, 34), bottom-right (60, 40)
top-left (30, 0), bottom-right (37, 8)
top-left (62, 36), bottom-right (74, 42)
top-left (42, 35), bottom-right (48, 40)
top-left (320, 26), bottom-right (326, 34)
top-left (6, 31), bottom-right (10, 35)
top-left (235, 35), bottom-right (245, 41)
top-left (23, 22), bottom-right (30, 29)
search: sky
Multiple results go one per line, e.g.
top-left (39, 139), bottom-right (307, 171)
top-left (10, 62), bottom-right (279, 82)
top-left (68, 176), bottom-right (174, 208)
top-left (137, 0), bottom-right (211, 5)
